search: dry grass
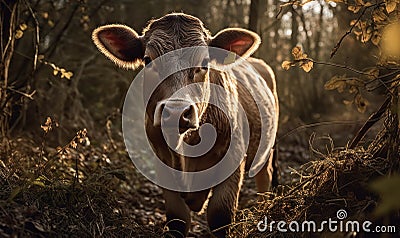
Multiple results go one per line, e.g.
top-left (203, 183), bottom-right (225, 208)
top-left (230, 124), bottom-right (399, 237)
top-left (0, 135), bottom-right (164, 238)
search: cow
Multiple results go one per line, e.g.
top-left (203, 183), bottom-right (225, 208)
top-left (92, 13), bottom-right (279, 238)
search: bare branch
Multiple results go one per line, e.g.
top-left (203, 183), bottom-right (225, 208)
top-left (23, 0), bottom-right (39, 71)
top-left (330, 3), bottom-right (381, 58)
top-left (6, 87), bottom-right (36, 100)
top-left (349, 97), bottom-right (391, 148)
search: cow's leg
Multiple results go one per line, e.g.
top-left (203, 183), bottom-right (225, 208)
top-left (206, 162), bottom-right (245, 238)
top-left (162, 189), bottom-right (191, 237)
top-left (254, 150), bottom-right (274, 193)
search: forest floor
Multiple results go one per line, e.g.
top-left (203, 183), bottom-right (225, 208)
top-left (0, 125), bottom-right (309, 238)
top-left (1, 120), bottom-right (398, 237)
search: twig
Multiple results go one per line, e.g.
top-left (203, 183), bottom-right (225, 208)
top-left (330, 6), bottom-right (369, 58)
top-left (366, 69), bottom-right (400, 84)
top-left (365, 69), bottom-right (400, 94)
top-left (44, 3), bottom-right (79, 58)
top-left (6, 87), bottom-right (35, 100)
top-left (23, 0), bottom-right (39, 71)
top-left (276, 120), bottom-right (365, 144)
top-left (290, 58), bottom-right (374, 76)
top-left (276, 1), bottom-right (296, 19)
top-left (349, 96), bottom-right (391, 148)
top-left (310, 59), bottom-right (373, 76)
top-left (286, 167), bottom-right (328, 196)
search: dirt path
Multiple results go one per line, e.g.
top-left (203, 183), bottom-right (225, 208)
top-left (128, 144), bottom-right (307, 237)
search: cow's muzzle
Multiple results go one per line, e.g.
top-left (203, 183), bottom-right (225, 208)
top-left (154, 99), bottom-right (199, 132)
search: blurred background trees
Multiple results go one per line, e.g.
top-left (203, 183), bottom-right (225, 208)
top-left (1, 0), bottom-right (398, 149)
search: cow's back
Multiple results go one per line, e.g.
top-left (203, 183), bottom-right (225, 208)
top-left (247, 57), bottom-right (278, 104)
top-left (231, 58), bottom-right (278, 172)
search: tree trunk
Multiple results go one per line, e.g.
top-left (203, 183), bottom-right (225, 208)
top-left (0, 0), bottom-right (18, 138)
top-left (248, 0), bottom-right (259, 32)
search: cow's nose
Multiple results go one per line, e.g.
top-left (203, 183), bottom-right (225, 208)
top-left (154, 100), bottom-right (199, 131)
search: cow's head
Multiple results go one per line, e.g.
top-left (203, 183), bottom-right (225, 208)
top-left (92, 13), bottom-right (260, 135)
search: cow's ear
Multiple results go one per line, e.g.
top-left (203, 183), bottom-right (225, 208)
top-left (92, 24), bottom-right (144, 69)
top-left (209, 28), bottom-right (260, 59)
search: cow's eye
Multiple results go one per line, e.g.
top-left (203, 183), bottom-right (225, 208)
top-left (143, 56), bottom-right (152, 66)
top-left (201, 58), bottom-right (209, 70)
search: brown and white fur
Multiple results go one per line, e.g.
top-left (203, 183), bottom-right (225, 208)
top-left (92, 13), bottom-right (279, 238)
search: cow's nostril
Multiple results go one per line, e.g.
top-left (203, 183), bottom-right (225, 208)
top-left (182, 106), bottom-right (193, 121)
top-left (181, 105), bottom-right (198, 129)
top-left (154, 100), bottom-right (199, 129)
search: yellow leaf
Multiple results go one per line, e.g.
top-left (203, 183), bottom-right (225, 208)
top-left (355, 0), bottom-right (365, 5)
top-left (291, 46), bottom-right (303, 59)
top-left (15, 30), bottom-right (23, 39)
top-left (38, 55), bottom-right (45, 60)
top-left (350, 19), bottom-right (358, 27)
top-left (324, 75), bottom-right (346, 91)
top-left (53, 69), bottom-right (58, 76)
top-left (385, 0), bottom-right (397, 13)
top-left (45, 117), bottom-right (52, 126)
top-left (301, 60), bottom-right (313, 72)
top-left (337, 81), bottom-right (346, 93)
top-left (32, 180), bottom-right (46, 187)
top-left (42, 12), bottom-right (49, 19)
top-left (41, 125), bottom-right (49, 133)
top-left (19, 23), bottom-right (27, 31)
top-left (281, 60), bottom-right (292, 70)
top-left (354, 30), bottom-right (362, 36)
top-left (41, 117), bottom-right (52, 132)
top-left (348, 5), bottom-right (361, 13)
top-left (49, 63), bottom-right (57, 69)
top-left (48, 20), bottom-right (54, 27)
top-left (364, 1), bottom-right (373, 6)
top-left (63, 71), bottom-right (73, 80)
top-left (373, 9), bottom-right (387, 23)
top-left (371, 31), bottom-right (381, 45)
top-left (70, 141), bottom-right (78, 149)
top-left (349, 86), bottom-right (358, 93)
top-left (59, 68), bottom-right (67, 78)
top-left (361, 32), bottom-right (372, 43)
top-left (84, 137), bottom-right (90, 146)
top-left (355, 94), bottom-right (368, 113)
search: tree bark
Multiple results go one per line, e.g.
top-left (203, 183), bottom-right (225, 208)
top-left (248, 0), bottom-right (259, 32)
